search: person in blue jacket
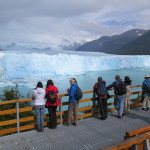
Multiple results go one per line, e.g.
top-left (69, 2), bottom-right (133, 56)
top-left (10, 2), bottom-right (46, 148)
top-left (142, 75), bottom-right (150, 111)
top-left (107, 75), bottom-right (124, 119)
top-left (65, 78), bottom-right (79, 126)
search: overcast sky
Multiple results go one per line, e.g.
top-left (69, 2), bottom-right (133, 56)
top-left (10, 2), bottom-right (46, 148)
top-left (0, 0), bottom-right (150, 46)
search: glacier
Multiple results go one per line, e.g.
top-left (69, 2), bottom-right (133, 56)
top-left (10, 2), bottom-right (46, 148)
top-left (0, 51), bottom-right (150, 79)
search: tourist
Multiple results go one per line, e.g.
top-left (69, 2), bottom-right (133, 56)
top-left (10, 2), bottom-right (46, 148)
top-left (32, 82), bottom-right (46, 132)
top-left (141, 75), bottom-right (150, 111)
top-left (107, 75), bottom-right (125, 119)
top-left (45, 79), bottom-right (60, 129)
top-left (123, 76), bottom-right (132, 115)
top-left (65, 78), bottom-right (79, 126)
top-left (93, 77), bottom-right (107, 120)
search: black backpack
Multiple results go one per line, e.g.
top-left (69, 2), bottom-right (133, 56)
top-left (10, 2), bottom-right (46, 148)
top-left (74, 86), bottom-right (83, 101)
top-left (96, 82), bottom-right (107, 97)
top-left (47, 91), bottom-right (56, 104)
top-left (116, 82), bottom-right (126, 95)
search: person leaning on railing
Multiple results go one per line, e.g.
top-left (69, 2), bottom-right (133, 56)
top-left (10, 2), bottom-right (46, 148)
top-left (32, 82), bottom-right (46, 132)
top-left (107, 75), bottom-right (124, 119)
top-left (141, 75), bottom-right (150, 111)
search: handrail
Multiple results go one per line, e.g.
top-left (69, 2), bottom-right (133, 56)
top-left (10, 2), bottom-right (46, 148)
top-left (0, 85), bottom-right (142, 105)
top-left (0, 84), bottom-right (142, 136)
top-left (125, 125), bottom-right (150, 139)
top-left (101, 131), bottom-right (150, 150)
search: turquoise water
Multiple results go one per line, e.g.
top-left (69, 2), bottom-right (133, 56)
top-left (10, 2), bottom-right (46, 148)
top-left (0, 67), bottom-right (149, 111)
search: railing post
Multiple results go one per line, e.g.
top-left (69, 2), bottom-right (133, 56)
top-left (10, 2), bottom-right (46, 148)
top-left (59, 97), bottom-right (62, 126)
top-left (143, 139), bottom-right (150, 150)
top-left (130, 144), bottom-right (138, 150)
top-left (16, 102), bottom-right (20, 134)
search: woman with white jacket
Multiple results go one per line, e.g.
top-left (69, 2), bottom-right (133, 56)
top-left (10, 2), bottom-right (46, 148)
top-left (32, 82), bottom-right (46, 132)
top-left (123, 76), bottom-right (132, 115)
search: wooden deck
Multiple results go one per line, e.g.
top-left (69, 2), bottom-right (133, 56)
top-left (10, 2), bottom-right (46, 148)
top-left (0, 107), bottom-right (150, 150)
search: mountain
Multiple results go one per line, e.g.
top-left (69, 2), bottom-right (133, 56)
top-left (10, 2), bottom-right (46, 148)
top-left (0, 43), bottom-right (52, 51)
top-left (114, 30), bottom-right (150, 55)
top-left (0, 41), bottom-right (84, 51)
top-left (60, 41), bottom-right (85, 50)
top-left (76, 29), bottom-right (148, 54)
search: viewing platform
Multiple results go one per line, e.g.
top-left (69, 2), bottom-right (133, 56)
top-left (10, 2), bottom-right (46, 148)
top-left (0, 108), bottom-right (150, 150)
top-left (0, 85), bottom-right (150, 149)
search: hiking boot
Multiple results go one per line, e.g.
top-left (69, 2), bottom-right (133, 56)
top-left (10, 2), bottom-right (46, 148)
top-left (122, 113), bottom-right (126, 116)
top-left (40, 128), bottom-right (44, 132)
top-left (100, 117), bottom-right (106, 120)
top-left (117, 116), bottom-right (122, 119)
top-left (72, 123), bottom-right (78, 126)
top-left (37, 128), bottom-right (43, 132)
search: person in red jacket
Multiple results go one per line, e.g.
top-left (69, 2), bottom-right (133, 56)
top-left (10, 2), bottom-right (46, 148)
top-left (45, 79), bottom-right (60, 129)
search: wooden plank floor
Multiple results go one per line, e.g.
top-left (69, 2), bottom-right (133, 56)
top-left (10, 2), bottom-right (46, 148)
top-left (0, 107), bottom-right (150, 150)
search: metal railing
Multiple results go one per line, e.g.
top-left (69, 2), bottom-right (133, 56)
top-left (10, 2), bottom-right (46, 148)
top-left (0, 85), bottom-right (142, 136)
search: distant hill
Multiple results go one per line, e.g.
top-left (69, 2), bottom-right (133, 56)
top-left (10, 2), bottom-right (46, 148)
top-left (114, 30), bottom-right (150, 55)
top-left (76, 29), bottom-right (148, 54)
top-left (0, 43), bottom-right (52, 51)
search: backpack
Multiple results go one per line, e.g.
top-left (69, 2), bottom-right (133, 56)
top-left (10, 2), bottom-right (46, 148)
top-left (74, 86), bottom-right (83, 101)
top-left (116, 82), bottom-right (126, 95)
top-left (47, 91), bottom-right (56, 104)
top-left (96, 82), bottom-right (107, 97)
top-left (144, 83), bottom-right (150, 93)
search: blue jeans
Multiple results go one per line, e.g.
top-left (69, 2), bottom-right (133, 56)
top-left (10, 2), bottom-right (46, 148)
top-left (114, 95), bottom-right (124, 116)
top-left (34, 105), bottom-right (45, 129)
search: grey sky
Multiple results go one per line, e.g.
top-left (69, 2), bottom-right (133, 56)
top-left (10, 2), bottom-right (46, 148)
top-left (0, 0), bottom-right (150, 45)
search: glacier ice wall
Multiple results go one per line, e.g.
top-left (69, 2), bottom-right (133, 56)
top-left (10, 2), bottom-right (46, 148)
top-left (0, 51), bottom-right (150, 79)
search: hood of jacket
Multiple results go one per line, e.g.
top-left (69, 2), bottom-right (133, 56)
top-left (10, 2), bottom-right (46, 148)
top-left (46, 85), bottom-right (56, 91)
top-left (116, 79), bottom-right (122, 82)
top-left (99, 81), bottom-right (106, 84)
top-left (35, 87), bottom-right (44, 94)
top-left (71, 82), bottom-right (78, 87)
top-left (144, 79), bottom-right (150, 84)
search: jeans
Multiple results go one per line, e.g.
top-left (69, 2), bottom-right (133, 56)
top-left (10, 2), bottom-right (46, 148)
top-left (99, 98), bottom-right (107, 119)
top-left (34, 105), bottom-right (45, 130)
top-left (114, 95), bottom-right (124, 116)
top-left (67, 101), bottom-right (78, 125)
top-left (47, 106), bottom-right (57, 128)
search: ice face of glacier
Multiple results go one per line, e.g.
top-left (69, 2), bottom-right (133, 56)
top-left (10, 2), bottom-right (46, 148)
top-left (0, 51), bottom-right (150, 79)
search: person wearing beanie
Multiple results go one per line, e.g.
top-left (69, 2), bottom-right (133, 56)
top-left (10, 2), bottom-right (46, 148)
top-left (123, 76), bottom-right (132, 115)
top-left (107, 75), bottom-right (124, 119)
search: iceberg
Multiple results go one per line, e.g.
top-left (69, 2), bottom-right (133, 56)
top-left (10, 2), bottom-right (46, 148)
top-left (0, 51), bottom-right (150, 79)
